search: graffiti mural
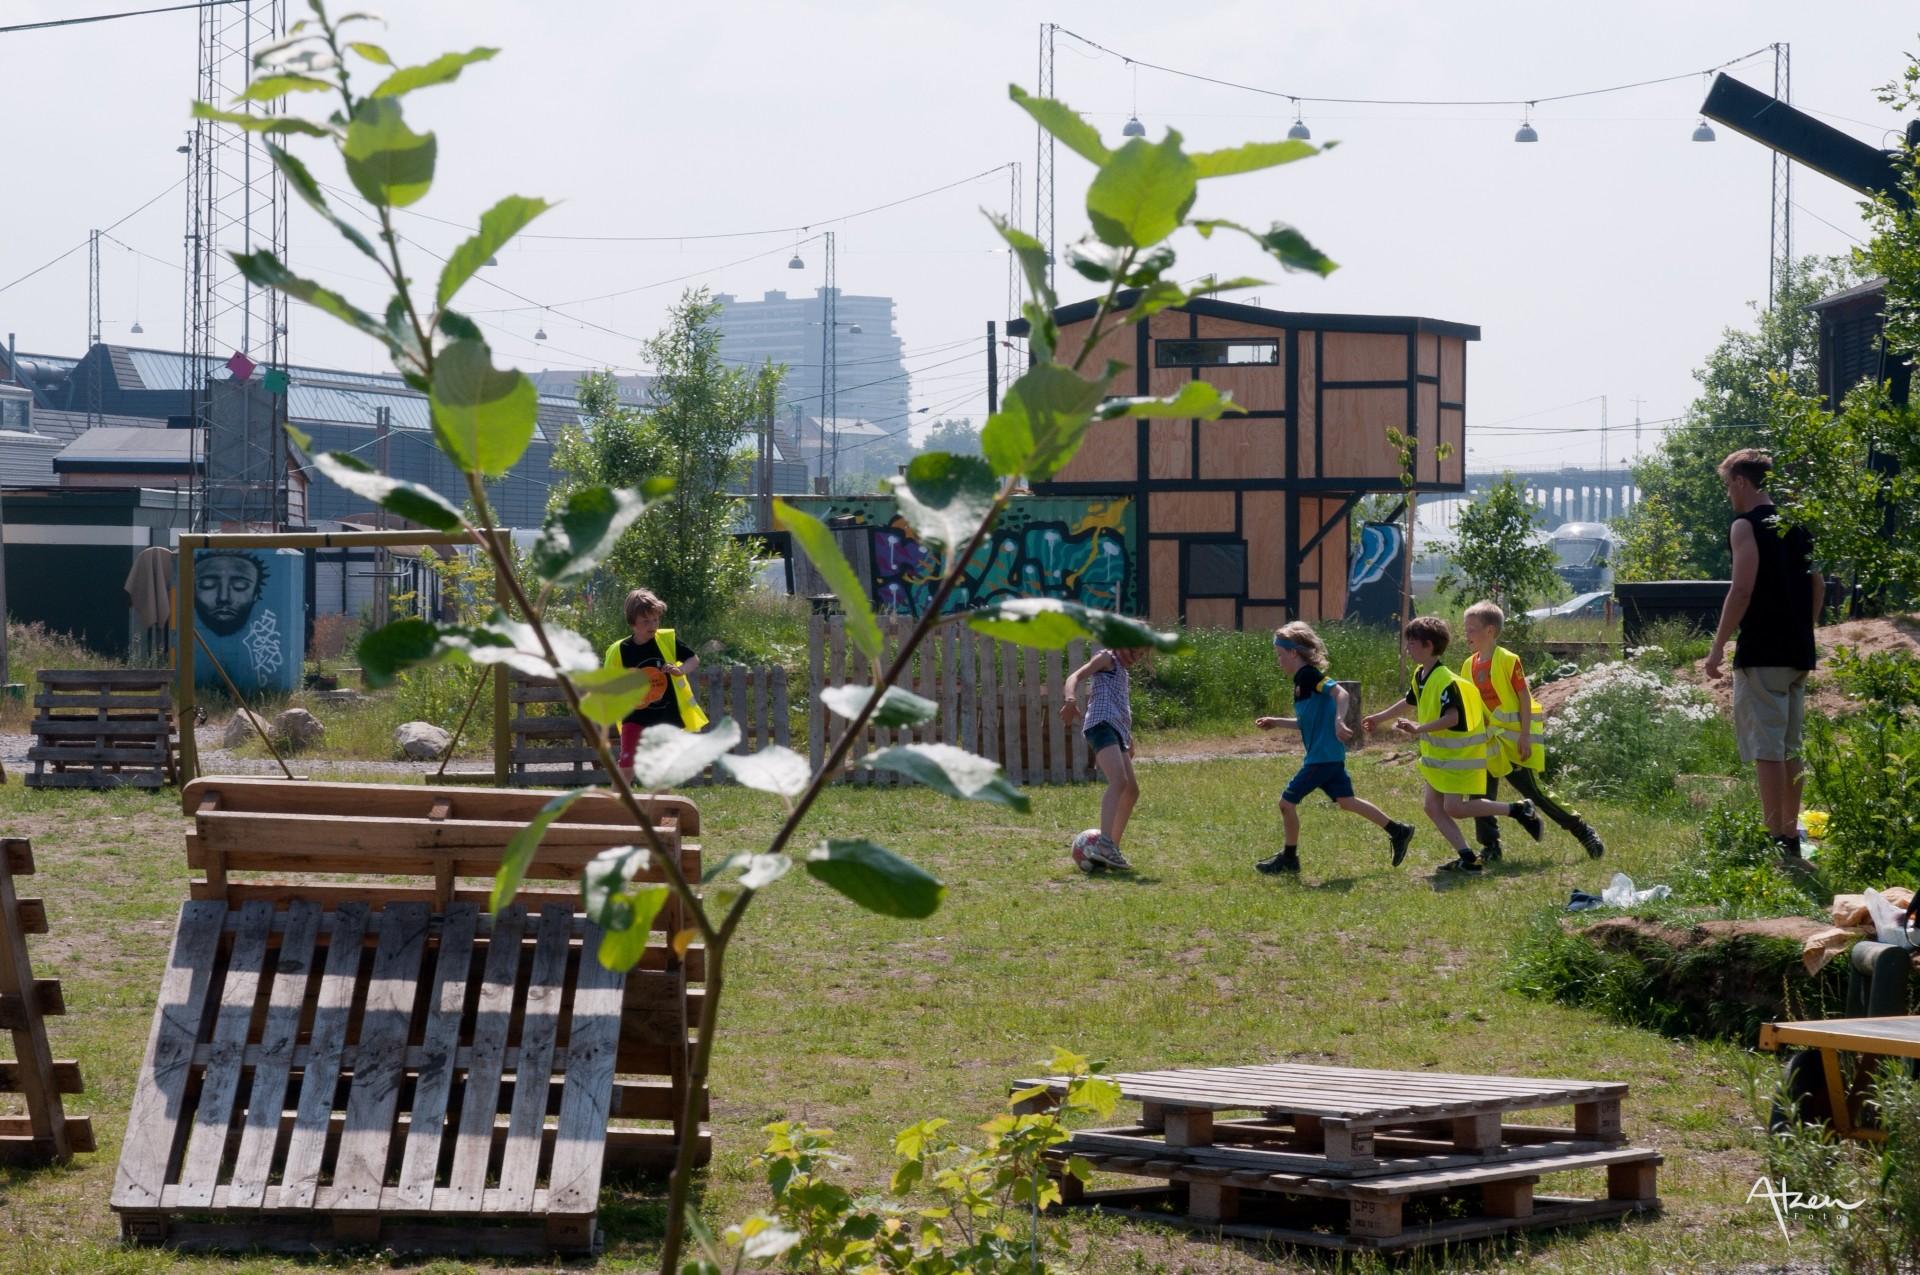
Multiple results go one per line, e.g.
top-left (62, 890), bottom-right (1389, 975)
top-left (800, 495), bottom-right (1136, 617)
top-left (193, 547), bottom-right (306, 696)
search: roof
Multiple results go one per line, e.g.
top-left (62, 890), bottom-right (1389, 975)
top-left (54, 426), bottom-right (194, 471)
top-left (26, 409), bottom-right (171, 445)
top-left (1808, 276), bottom-right (1889, 313)
top-left (1008, 291), bottom-right (1481, 342)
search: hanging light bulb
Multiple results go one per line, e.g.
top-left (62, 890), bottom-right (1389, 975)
top-left (131, 321), bottom-right (144, 334)
top-left (1121, 60), bottom-right (1146, 138)
top-left (1514, 105), bottom-right (1539, 143)
top-left (1122, 116), bottom-right (1146, 138)
top-left (534, 318), bottom-right (548, 341)
top-left (1692, 119), bottom-right (1716, 142)
top-left (789, 234), bottom-right (807, 270)
top-left (486, 255), bottom-right (499, 267)
top-left (130, 251), bottom-right (144, 335)
top-left (850, 322), bottom-right (863, 334)
top-left (1287, 98), bottom-right (1311, 141)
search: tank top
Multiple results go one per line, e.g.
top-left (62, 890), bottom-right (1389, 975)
top-left (1731, 504), bottom-right (1816, 671)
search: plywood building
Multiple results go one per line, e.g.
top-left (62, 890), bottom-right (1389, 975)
top-left (1022, 294), bottom-right (1476, 629)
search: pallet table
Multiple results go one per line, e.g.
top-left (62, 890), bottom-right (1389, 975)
top-left (1017, 1062), bottom-right (1658, 1254)
top-left (27, 669), bottom-right (177, 790)
top-left (0, 837), bottom-right (92, 1163)
top-left (1760, 1016), bottom-right (1920, 1143)
top-left (111, 778), bottom-right (708, 1256)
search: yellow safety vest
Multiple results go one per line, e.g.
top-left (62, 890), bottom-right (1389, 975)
top-left (1414, 663), bottom-right (1489, 795)
top-left (1460, 645), bottom-right (1544, 777)
top-left (601, 628), bottom-right (709, 731)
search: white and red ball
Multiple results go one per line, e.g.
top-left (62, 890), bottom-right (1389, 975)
top-left (1070, 828), bottom-right (1108, 873)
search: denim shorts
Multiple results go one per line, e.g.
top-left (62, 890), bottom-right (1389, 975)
top-left (1083, 721), bottom-right (1131, 754)
top-left (1282, 761), bottom-right (1355, 805)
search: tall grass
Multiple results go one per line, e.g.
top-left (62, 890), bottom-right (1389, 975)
top-left (0, 620), bottom-right (122, 732)
top-left (1132, 621), bottom-right (1404, 730)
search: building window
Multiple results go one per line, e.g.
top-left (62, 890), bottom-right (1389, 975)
top-left (1185, 541), bottom-right (1247, 598)
top-left (1156, 339), bottom-right (1279, 368)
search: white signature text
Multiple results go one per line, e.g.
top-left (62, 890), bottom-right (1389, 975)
top-left (1747, 1176), bottom-right (1867, 1242)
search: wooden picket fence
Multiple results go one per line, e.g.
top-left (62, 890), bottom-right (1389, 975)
top-left (808, 615), bottom-right (1097, 786)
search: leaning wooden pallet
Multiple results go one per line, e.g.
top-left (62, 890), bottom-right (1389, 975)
top-left (0, 837), bottom-right (93, 1164)
top-left (112, 778), bottom-right (707, 1256)
top-left (26, 669), bottom-right (177, 790)
top-left (1018, 1062), bottom-right (1659, 1254)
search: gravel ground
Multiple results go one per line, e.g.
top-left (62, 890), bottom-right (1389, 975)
top-left (1, 729), bottom-right (442, 779)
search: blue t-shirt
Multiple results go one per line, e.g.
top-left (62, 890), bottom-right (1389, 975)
top-left (1293, 665), bottom-right (1345, 765)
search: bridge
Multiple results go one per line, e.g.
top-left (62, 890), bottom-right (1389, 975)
top-left (1420, 467), bottom-right (1640, 531)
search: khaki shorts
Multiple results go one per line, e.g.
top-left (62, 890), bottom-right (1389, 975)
top-left (1733, 666), bottom-right (1808, 763)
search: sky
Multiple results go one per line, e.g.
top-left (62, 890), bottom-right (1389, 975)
top-left (1, 0), bottom-right (1913, 474)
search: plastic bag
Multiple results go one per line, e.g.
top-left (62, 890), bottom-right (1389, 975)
top-left (1601, 872), bottom-right (1671, 908)
top-left (1862, 888), bottom-right (1914, 948)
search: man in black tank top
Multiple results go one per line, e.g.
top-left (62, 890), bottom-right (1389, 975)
top-left (1704, 449), bottom-right (1822, 857)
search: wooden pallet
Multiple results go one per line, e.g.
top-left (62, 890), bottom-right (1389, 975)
top-left (507, 673), bottom-right (610, 788)
top-left (112, 778), bottom-right (708, 1255)
top-left (27, 669), bottom-right (177, 790)
top-left (0, 837), bottom-right (92, 1164)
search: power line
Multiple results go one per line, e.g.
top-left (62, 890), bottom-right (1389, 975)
top-left (0, 0), bottom-right (241, 36)
top-left (1793, 200), bottom-right (1866, 245)
top-left (0, 176), bottom-right (186, 298)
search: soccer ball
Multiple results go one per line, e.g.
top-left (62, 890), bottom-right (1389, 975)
top-left (1070, 828), bottom-right (1108, 874)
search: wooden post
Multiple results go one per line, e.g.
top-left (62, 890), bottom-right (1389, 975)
top-left (1483, 1179), bottom-right (1535, 1218)
top-left (1574, 1097), bottom-right (1622, 1142)
top-left (1162, 1107), bottom-right (1214, 1148)
top-left (1452, 1112), bottom-right (1502, 1152)
top-left (176, 541), bottom-right (198, 783)
top-left (491, 533), bottom-right (510, 786)
top-left (1606, 1160), bottom-right (1659, 1202)
top-left (1188, 1182), bottom-right (1239, 1222)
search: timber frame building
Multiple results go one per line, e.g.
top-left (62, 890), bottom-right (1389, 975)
top-left (1018, 294), bottom-right (1477, 629)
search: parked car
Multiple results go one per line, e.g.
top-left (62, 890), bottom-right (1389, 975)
top-left (1527, 590), bottom-right (1613, 621)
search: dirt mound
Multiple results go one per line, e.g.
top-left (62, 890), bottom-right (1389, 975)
top-left (1575, 914), bottom-right (1837, 1038)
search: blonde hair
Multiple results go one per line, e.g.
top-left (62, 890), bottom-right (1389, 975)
top-left (1274, 621), bottom-right (1329, 668)
top-left (1717, 448), bottom-right (1773, 487)
top-left (1463, 600), bottom-right (1505, 632)
top-left (624, 588), bottom-right (666, 625)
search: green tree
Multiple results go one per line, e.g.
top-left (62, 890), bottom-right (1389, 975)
top-left (1436, 475), bottom-right (1561, 634)
top-left (1612, 492), bottom-right (1688, 582)
top-left (1626, 256), bottom-right (1854, 578)
top-left (917, 416), bottom-right (981, 455)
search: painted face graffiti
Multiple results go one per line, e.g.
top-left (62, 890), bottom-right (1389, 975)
top-left (195, 553), bottom-right (264, 637)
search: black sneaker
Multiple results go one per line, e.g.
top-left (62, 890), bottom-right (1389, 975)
top-left (1437, 851), bottom-right (1483, 874)
top-left (1255, 850), bottom-right (1300, 876)
top-left (1511, 800), bottom-right (1545, 843)
top-left (1387, 822), bottom-right (1414, 868)
top-left (1480, 840), bottom-right (1504, 863)
top-left (1577, 826), bottom-right (1606, 860)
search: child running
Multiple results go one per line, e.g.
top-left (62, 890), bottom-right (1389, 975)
top-left (601, 588), bottom-right (709, 784)
top-left (1460, 601), bottom-right (1606, 862)
top-left (1060, 644), bottom-right (1147, 870)
top-left (1362, 615), bottom-right (1543, 873)
top-left (1254, 622), bottom-right (1416, 875)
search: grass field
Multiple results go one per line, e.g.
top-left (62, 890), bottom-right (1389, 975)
top-left (0, 750), bottom-right (1800, 1274)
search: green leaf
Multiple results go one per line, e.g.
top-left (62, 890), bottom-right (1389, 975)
top-left (232, 249), bottom-right (401, 354)
top-left (979, 363), bottom-right (1110, 481)
top-left (342, 96), bottom-right (436, 207)
top-left (594, 883), bottom-right (668, 971)
top-left (818, 684), bottom-right (937, 728)
top-left (309, 450), bottom-right (465, 531)
top-left (716, 745), bottom-right (812, 798)
top-left (356, 616), bottom-right (445, 688)
top-left (1019, 300), bottom-right (1057, 363)
top-left (570, 666), bottom-right (660, 727)
top-left (630, 718), bottom-right (744, 790)
top-left (1193, 218), bottom-right (1337, 277)
top-left (1189, 138), bottom-right (1319, 179)
top-left (1097, 380), bottom-right (1243, 421)
top-left (191, 101), bottom-right (336, 137)
top-left (429, 339), bottom-right (538, 477)
top-left (773, 500), bottom-right (883, 661)
top-left (1189, 275), bottom-right (1269, 296)
top-left (1087, 132), bottom-right (1198, 249)
top-left (370, 47), bottom-right (499, 98)
top-left (805, 839), bottom-right (945, 919)
top-left (265, 142), bottom-right (381, 263)
top-left (437, 309), bottom-right (483, 342)
top-left (990, 213), bottom-right (1053, 311)
top-left (530, 479), bottom-right (672, 583)
top-left (966, 598), bottom-right (1189, 653)
top-left (346, 41), bottom-right (392, 65)
top-left (437, 194), bottom-right (554, 309)
top-left (859, 743), bottom-right (1030, 813)
top-left (493, 788), bottom-right (587, 912)
top-left (234, 73), bottom-right (334, 102)
top-left (1009, 85), bottom-right (1110, 166)
top-left (887, 452), bottom-right (998, 551)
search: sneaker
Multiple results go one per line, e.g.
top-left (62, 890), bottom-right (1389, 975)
top-left (1437, 851), bottom-right (1483, 874)
top-left (1510, 800), bottom-right (1545, 843)
top-left (1480, 840), bottom-right (1504, 863)
top-left (1387, 822), bottom-right (1414, 868)
top-left (1087, 835), bottom-right (1133, 871)
top-left (1577, 827), bottom-right (1606, 860)
top-left (1255, 850), bottom-right (1300, 876)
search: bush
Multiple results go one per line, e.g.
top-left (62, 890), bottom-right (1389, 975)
top-left (1672, 792), bottom-right (1826, 918)
top-left (1547, 659), bottom-right (1722, 802)
top-left (1764, 1063), bottom-right (1920, 1273)
top-left (1627, 615), bottom-right (1714, 670)
top-left (1806, 648), bottom-right (1920, 892)
top-left (1128, 621), bottom-right (1403, 732)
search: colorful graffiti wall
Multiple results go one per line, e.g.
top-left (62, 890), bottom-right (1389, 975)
top-left (793, 495), bottom-right (1137, 617)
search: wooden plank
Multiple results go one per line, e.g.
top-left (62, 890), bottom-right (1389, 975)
top-left (392, 903), bottom-right (477, 1210)
top-left (940, 627), bottom-right (959, 748)
top-left (978, 630), bottom-right (998, 769)
top-left (771, 665), bottom-right (791, 748)
top-left (445, 905), bottom-right (526, 1212)
top-left (807, 613), bottom-right (825, 772)
top-left (173, 899), bottom-right (273, 1207)
top-left (956, 627), bottom-right (976, 755)
top-left (0, 839), bottom-right (71, 1162)
top-left (1000, 643), bottom-right (1022, 785)
top-left (1046, 648), bottom-right (1066, 784)
top-left (28, 718), bottom-right (174, 738)
top-left (112, 900), bottom-right (228, 1208)
top-left (34, 692), bottom-right (172, 710)
top-left (547, 922), bottom-right (628, 1217)
top-left (0, 1058), bottom-right (84, 1094)
top-left (225, 899), bottom-right (320, 1209)
top-left (495, 905), bottom-right (572, 1213)
top-left (180, 777), bottom-right (700, 836)
top-left (330, 903), bottom-right (431, 1211)
top-left (36, 669), bottom-right (174, 687)
top-left (276, 903), bottom-right (371, 1211)
top-left (1024, 645), bottom-right (1043, 783)
top-left (829, 616), bottom-right (851, 783)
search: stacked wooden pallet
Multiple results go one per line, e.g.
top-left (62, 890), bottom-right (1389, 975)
top-left (112, 778), bottom-right (707, 1256)
top-left (27, 669), bottom-right (177, 790)
top-left (0, 837), bottom-right (92, 1164)
top-left (1020, 1062), bottom-right (1660, 1254)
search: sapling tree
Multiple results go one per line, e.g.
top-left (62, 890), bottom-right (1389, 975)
top-left (206, 7), bottom-right (1332, 1269)
top-left (1436, 474), bottom-right (1561, 638)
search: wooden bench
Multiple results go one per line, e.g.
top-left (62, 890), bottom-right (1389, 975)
top-left (27, 669), bottom-right (178, 790)
top-left (0, 837), bottom-right (92, 1164)
top-left (111, 778), bottom-right (707, 1255)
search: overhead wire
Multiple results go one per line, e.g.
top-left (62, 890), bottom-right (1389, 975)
top-left (0, 176), bottom-right (186, 298)
top-left (0, 0), bottom-right (241, 36)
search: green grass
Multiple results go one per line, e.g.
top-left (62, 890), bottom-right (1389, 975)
top-left (0, 751), bottom-right (1807, 1274)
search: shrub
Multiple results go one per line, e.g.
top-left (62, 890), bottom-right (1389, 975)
top-left (1764, 1063), bottom-right (1920, 1273)
top-left (1547, 659), bottom-right (1721, 802)
top-left (1806, 648), bottom-right (1920, 892)
top-left (1672, 792), bottom-right (1826, 918)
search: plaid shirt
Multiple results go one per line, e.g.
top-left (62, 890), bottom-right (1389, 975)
top-left (1083, 652), bottom-right (1132, 748)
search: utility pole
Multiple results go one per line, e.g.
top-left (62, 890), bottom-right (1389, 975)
top-left (1598, 394), bottom-right (1608, 476)
top-left (87, 230), bottom-right (103, 429)
top-left (1769, 41), bottom-right (1793, 308)
top-left (374, 405), bottom-right (391, 627)
top-left (986, 321), bottom-right (999, 414)
top-left (1630, 395), bottom-right (1645, 463)
top-left (759, 395), bottom-right (773, 533)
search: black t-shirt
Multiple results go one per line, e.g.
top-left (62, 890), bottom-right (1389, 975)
top-left (1731, 505), bottom-right (1817, 671)
top-left (1293, 664), bottom-right (1327, 701)
top-left (614, 635), bottom-right (693, 727)
top-left (1405, 664), bottom-right (1465, 728)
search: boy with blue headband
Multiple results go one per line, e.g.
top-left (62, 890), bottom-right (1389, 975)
top-left (1254, 622), bottom-right (1416, 875)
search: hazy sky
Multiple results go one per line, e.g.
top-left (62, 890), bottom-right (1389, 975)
top-left (3, 1), bottom-right (1913, 472)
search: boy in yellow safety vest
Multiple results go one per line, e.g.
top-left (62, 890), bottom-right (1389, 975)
top-left (1362, 615), bottom-right (1543, 873)
top-left (602, 588), bottom-right (710, 785)
top-left (1461, 601), bottom-right (1606, 862)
